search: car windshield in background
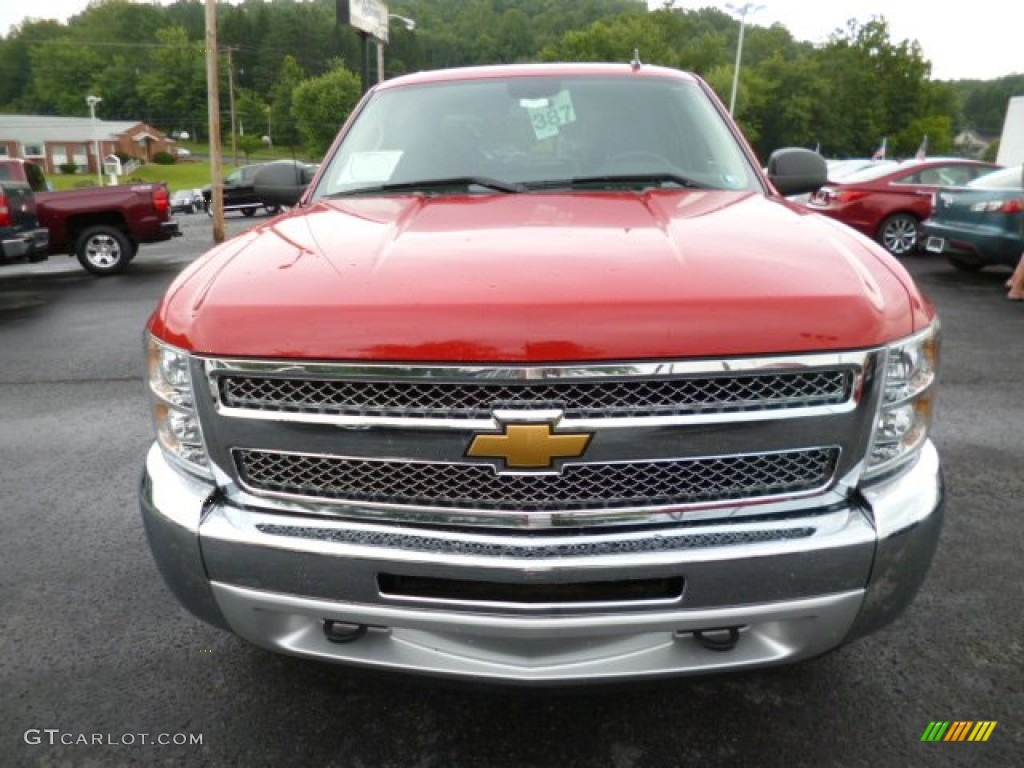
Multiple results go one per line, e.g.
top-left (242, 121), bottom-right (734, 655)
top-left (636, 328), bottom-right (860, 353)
top-left (837, 163), bottom-right (908, 184)
top-left (826, 158), bottom-right (896, 180)
top-left (314, 75), bottom-right (760, 198)
top-left (966, 165), bottom-right (1023, 189)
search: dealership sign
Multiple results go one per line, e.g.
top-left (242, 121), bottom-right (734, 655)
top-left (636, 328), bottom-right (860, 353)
top-left (338, 0), bottom-right (389, 42)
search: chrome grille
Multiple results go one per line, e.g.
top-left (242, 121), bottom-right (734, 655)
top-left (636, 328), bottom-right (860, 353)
top-left (218, 370), bottom-right (852, 419)
top-left (255, 523), bottom-right (816, 558)
top-left (234, 447), bottom-right (839, 511)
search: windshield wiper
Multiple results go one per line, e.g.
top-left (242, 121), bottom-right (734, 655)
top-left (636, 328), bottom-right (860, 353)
top-left (332, 176), bottom-right (526, 196)
top-left (525, 173), bottom-right (710, 191)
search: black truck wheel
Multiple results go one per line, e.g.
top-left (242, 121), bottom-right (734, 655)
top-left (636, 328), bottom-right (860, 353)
top-left (75, 225), bottom-right (132, 276)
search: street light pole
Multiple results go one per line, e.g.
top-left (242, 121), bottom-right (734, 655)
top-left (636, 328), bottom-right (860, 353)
top-left (725, 3), bottom-right (764, 116)
top-left (86, 95), bottom-right (103, 186)
top-left (376, 14), bottom-right (416, 84)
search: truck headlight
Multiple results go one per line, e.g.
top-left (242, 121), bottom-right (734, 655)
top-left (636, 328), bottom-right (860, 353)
top-left (865, 323), bottom-right (940, 480)
top-left (146, 335), bottom-right (211, 477)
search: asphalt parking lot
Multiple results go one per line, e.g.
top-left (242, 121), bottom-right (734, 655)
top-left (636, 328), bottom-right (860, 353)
top-left (1, 214), bottom-right (1021, 767)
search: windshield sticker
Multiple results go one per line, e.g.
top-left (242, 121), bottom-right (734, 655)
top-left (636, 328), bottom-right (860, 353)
top-left (335, 150), bottom-right (402, 185)
top-left (523, 90), bottom-right (576, 140)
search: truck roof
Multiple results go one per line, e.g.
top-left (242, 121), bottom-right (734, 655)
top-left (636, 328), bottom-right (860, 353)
top-left (378, 62), bottom-right (699, 91)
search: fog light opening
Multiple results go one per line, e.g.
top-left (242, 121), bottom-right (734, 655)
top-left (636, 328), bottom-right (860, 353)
top-left (688, 626), bottom-right (742, 652)
top-left (323, 620), bottom-right (368, 644)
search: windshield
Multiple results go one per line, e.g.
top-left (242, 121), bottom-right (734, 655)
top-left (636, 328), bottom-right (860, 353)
top-left (966, 165), bottom-right (1022, 189)
top-left (312, 75), bottom-right (759, 197)
top-left (826, 159), bottom-right (896, 180)
top-left (838, 163), bottom-right (911, 184)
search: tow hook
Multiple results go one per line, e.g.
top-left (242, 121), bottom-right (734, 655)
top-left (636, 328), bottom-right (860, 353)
top-left (323, 620), bottom-right (368, 644)
top-left (689, 626), bottom-right (742, 652)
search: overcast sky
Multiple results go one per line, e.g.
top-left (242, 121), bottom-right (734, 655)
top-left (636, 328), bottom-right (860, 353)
top-left (1, 0), bottom-right (1019, 81)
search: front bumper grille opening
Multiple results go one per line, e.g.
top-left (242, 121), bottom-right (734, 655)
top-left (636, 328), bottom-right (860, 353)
top-left (234, 447), bottom-right (839, 512)
top-left (218, 370), bottom-right (853, 419)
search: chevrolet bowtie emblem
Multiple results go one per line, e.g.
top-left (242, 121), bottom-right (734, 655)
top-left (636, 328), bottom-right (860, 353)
top-left (466, 423), bottom-right (592, 469)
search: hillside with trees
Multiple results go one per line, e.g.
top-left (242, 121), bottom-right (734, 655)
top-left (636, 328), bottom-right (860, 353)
top-left (0, 0), bottom-right (1018, 161)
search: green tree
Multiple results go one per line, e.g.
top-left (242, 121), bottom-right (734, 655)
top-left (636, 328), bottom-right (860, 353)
top-left (739, 51), bottom-right (828, 158)
top-left (894, 116), bottom-right (953, 159)
top-left (92, 55), bottom-right (151, 128)
top-left (956, 75), bottom-right (1024, 136)
top-left (235, 90), bottom-right (272, 148)
top-left (813, 17), bottom-right (934, 157)
top-left (28, 0), bottom-right (165, 119)
top-left (24, 38), bottom-right (106, 114)
top-left (136, 26), bottom-right (207, 136)
top-left (0, 20), bottom-right (67, 110)
top-left (236, 133), bottom-right (264, 162)
top-left (268, 55), bottom-right (306, 150)
top-left (291, 64), bottom-right (362, 157)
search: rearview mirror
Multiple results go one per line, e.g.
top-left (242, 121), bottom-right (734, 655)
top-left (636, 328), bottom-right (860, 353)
top-left (766, 148), bottom-right (827, 197)
top-left (254, 160), bottom-right (317, 207)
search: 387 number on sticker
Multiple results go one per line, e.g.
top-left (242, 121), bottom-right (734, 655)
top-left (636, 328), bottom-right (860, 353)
top-left (527, 91), bottom-right (577, 139)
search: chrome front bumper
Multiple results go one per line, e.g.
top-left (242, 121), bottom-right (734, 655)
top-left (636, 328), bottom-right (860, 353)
top-left (139, 441), bottom-right (944, 684)
top-left (1, 227), bottom-right (48, 260)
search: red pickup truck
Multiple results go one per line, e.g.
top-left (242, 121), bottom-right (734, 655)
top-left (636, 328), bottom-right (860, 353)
top-left (0, 158), bottom-right (180, 275)
top-left (141, 63), bottom-right (943, 685)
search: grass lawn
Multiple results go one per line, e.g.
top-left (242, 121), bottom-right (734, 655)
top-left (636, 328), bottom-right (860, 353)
top-left (47, 143), bottom-right (317, 192)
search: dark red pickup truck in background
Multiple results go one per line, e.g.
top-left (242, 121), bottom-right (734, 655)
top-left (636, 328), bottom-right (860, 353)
top-left (0, 158), bottom-right (179, 275)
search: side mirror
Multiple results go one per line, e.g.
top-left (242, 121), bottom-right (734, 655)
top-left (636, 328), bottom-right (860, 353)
top-left (254, 160), bottom-right (317, 208)
top-left (766, 148), bottom-right (827, 197)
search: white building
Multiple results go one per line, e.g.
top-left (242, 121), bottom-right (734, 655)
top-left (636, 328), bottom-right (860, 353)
top-left (0, 115), bottom-right (175, 175)
top-left (996, 96), bottom-right (1024, 167)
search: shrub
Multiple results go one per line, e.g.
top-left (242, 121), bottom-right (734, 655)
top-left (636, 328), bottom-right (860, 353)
top-left (981, 139), bottom-right (999, 163)
top-left (152, 151), bottom-right (176, 165)
top-left (59, 162), bottom-right (77, 174)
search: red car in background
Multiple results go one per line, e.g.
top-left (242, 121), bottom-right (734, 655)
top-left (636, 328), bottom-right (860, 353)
top-left (805, 158), bottom-right (999, 256)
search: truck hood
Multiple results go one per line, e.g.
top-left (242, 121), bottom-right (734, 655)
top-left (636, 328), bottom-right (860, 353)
top-left (152, 190), bottom-right (930, 361)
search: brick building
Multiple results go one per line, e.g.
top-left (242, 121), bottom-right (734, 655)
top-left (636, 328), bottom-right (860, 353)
top-left (0, 114), bottom-right (177, 176)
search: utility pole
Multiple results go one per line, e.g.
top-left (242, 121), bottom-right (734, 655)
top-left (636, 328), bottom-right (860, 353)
top-left (226, 46), bottom-right (238, 168)
top-left (205, 0), bottom-right (225, 243)
top-left (360, 32), bottom-right (370, 93)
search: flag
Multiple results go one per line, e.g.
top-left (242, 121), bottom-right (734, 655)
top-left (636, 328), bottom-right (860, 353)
top-left (915, 135), bottom-right (928, 161)
top-left (872, 137), bottom-right (887, 160)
